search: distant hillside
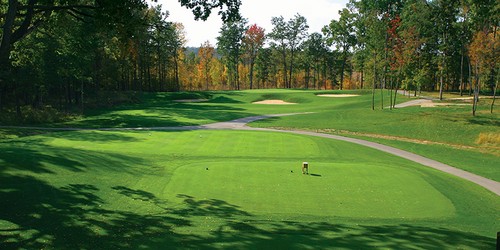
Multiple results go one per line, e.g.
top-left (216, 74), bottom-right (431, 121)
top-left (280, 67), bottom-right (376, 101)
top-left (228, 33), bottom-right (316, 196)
top-left (185, 47), bottom-right (199, 56)
top-left (184, 46), bottom-right (221, 59)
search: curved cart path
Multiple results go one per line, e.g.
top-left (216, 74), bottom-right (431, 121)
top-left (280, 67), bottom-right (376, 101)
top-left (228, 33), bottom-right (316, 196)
top-left (2, 113), bottom-right (499, 195)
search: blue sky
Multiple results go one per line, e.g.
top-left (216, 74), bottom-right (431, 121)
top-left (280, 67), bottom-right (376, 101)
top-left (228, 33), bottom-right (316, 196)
top-left (154, 0), bottom-right (349, 47)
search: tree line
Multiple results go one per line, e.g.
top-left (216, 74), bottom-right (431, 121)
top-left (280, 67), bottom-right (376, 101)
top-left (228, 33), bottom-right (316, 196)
top-left (193, 0), bottom-right (498, 113)
top-left (0, 0), bottom-right (240, 119)
top-left (0, 0), bottom-right (498, 119)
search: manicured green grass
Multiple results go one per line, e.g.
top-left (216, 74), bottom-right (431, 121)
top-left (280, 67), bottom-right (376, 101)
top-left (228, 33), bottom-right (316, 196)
top-left (167, 160), bottom-right (454, 219)
top-left (1, 89), bottom-right (498, 248)
top-left (59, 90), bottom-right (364, 128)
top-left (250, 93), bottom-right (499, 147)
top-left (349, 136), bottom-right (500, 182)
top-left (0, 130), bottom-right (498, 249)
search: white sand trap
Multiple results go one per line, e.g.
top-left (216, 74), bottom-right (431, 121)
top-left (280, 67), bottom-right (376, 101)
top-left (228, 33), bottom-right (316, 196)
top-left (317, 94), bottom-right (360, 98)
top-left (173, 99), bottom-right (208, 103)
top-left (252, 100), bottom-right (297, 105)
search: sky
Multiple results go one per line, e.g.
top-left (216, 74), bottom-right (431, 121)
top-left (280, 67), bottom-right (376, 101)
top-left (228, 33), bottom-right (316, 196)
top-left (154, 0), bottom-right (349, 47)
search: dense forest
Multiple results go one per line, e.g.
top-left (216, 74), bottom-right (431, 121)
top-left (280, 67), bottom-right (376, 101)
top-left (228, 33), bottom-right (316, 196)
top-left (0, 0), bottom-right (498, 121)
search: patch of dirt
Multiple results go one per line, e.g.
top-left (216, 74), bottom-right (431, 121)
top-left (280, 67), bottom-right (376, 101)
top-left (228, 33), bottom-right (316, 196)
top-left (252, 100), bottom-right (297, 105)
top-left (399, 99), bottom-right (470, 108)
top-left (173, 99), bottom-right (208, 103)
top-left (317, 94), bottom-right (360, 98)
top-left (420, 102), bottom-right (469, 108)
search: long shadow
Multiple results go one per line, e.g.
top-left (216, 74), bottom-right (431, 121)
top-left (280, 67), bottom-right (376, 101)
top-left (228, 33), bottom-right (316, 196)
top-left (59, 90), bottom-right (262, 129)
top-left (468, 116), bottom-right (500, 126)
top-left (207, 96), bottom-right (243, 103)
top-left (39, 130), bottom-right (142, 142)
top-left (0, 175), bottom-right (194, 249)
top-left (67, 114), bottom-right (199, 128)
top-left (0, 139), bottom-right (148, 175)
top-left (203, 220), bottom-right (494, 249)
top-left (0, 175), bottom-right (494, 249)
top-left (0, 129), bottom-right (50, 140)
top-left (0, 145), bottom-right (85, 173)
top-left (69, 103), bottom-right (253, 129)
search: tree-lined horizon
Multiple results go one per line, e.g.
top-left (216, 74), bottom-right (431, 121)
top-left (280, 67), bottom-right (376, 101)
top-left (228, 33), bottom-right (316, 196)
top-left (0, 0), bottom-right (498, 120)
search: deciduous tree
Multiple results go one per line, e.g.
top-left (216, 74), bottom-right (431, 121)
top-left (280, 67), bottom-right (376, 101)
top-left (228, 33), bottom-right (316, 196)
top-left (198, 40), bottom-right (215, 90)
top-left (323, 8), bottom-right (356, 90)
top-left (217, 18), bottom-right (247, 90)
top-left (242, 24), bottom-right (265, 89)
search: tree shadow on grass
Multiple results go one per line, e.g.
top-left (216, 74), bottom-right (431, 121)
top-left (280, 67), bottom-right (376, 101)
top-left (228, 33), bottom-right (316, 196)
top-left (0, 146), bottom-right (86, 174)
top-left (205, 220), bottom-right (494, 249)
top-left (0, 175), bottom-right (196, 249)
top-left (72, 104), bottom-right (253, 129)
top-left (0, 174), bottom-right (494, 249)
top-left (467, 116), bottom-right (500, 126)
top-left (207, 96), bottom-right (244, 104)
top-left (38, 130), bottom-right (143, 142)
top-left (0, 129), bottom-right (49, 140)
top-left (0, 139), bottom-right (149, 175)
top-left (0, 137), bottom-right (495, 249)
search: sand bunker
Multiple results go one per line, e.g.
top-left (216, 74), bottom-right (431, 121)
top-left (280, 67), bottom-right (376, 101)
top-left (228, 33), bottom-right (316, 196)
top-left (252, 100), bottom-right (297, 105)
top-left (317, 94), bottom-right (360, 97)
top-left (173, 99), bottom-right (208, 103)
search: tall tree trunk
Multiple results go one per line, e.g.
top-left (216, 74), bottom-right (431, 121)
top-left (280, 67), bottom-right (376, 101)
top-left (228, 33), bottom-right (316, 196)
top-left (174, 50), bottom-right (180, 91)
top-left (393, 84), bottom-right (399, 109)
top-left (468, 60), bottom-right (473, 96)
top-left (0, 0), bottom-right (19, 71)
top-left (460, 50), bottom-right (464, 96)
top-left (472, 62), bottom-right (480, 116)
top-left (147, 57), bottom-right (152, 92)
top-left (281, 46), bottom-right (288, 88)
top-left (340, 55), bottom-right (346, 90)
top-left (372, 54), bottom-right (376, 111)
top-left (249, 59), bottom-right (255, 89)
top-left (389, 76), bottom-right (393, 110)
top-left (360, 70), bottom-right (364, 89)
top-left (381, 26), bottom-right (389, 109)
top-left (491, 73), bottom-right (498, 113)
top-left (489, 26), bottom-right (497, 113)
top-left (439, 29), bottom-right (447, 101)
top-left (236, 63), bottom-right (240, 90)
top-left (289, 50), bottom-right (295, 88)
top-left (380, 81), bottom-right (384, 109)
top-left (439, 69), bottom-right (444, 100)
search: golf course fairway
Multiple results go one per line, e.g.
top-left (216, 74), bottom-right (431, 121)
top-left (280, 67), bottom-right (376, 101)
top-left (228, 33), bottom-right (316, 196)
top-left (1, 129), bottom-right (498, 249)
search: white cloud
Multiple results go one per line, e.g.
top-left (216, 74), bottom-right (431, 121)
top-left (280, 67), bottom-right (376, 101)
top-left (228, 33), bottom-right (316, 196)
top-left (156, 0), bottom-right (348, 47)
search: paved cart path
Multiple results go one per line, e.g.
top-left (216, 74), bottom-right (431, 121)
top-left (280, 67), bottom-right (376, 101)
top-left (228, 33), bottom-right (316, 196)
top-left (2, 112), bottom-right (499, 196)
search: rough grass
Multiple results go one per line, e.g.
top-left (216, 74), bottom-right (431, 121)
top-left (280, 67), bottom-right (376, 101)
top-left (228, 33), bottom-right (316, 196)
top-left (476, 132), bottom-right (500, 146)
top-left (0, 130), bottom-right (498, 249)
